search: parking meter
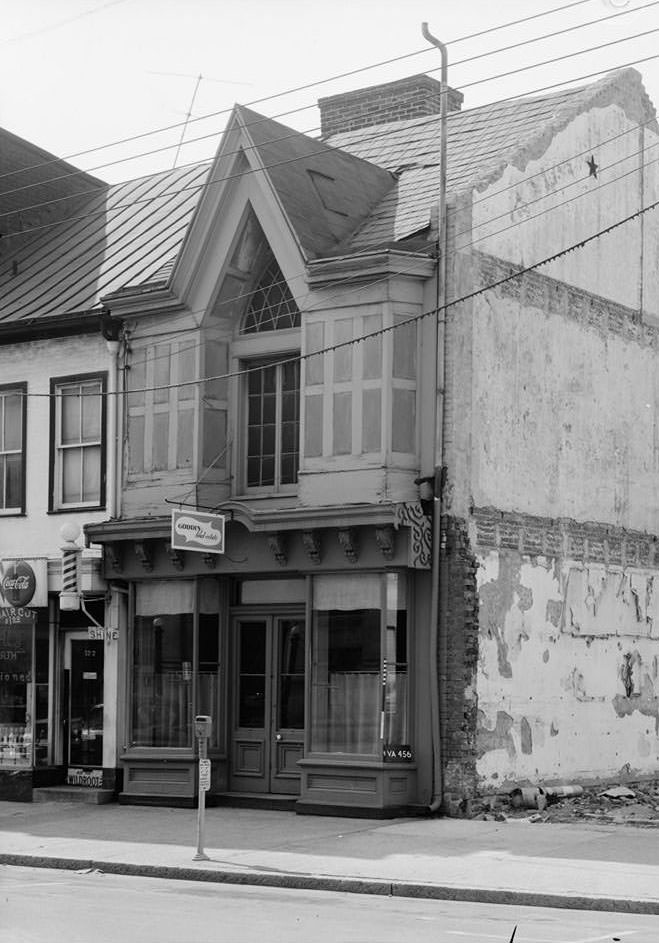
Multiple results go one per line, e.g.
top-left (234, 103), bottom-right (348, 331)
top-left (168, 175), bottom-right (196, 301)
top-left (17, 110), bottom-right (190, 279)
top-left (193, 715), bottom-right (212, 862)
top-left (195, 715), bottom-right (212, 756)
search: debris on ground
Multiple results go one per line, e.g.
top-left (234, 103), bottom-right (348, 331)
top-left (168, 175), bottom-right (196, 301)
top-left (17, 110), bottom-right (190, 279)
top-left (473, 780), bottom-right (659, 827)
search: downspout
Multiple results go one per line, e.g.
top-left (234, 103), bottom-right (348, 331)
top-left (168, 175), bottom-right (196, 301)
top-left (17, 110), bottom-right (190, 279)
top-left (421, 22), bottom-right (448, 814)
top-left (100, 308), bottom-right (122, 519)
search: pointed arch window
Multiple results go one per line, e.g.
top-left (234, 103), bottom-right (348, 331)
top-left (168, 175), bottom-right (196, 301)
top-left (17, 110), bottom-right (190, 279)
top-left (242, 255), bottom-right (300, 334)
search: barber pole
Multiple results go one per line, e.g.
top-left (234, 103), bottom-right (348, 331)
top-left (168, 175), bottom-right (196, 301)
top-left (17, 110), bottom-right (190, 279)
top-left (59, 522), bottom-right (81, 611)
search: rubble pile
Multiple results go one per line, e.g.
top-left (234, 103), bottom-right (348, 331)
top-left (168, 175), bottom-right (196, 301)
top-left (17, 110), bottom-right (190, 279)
top-left (476, 782), bottom-right (659, 826)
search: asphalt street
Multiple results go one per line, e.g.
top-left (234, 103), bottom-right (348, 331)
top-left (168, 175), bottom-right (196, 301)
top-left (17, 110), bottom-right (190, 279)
top-left (4, 866), bottom-right (659, 943)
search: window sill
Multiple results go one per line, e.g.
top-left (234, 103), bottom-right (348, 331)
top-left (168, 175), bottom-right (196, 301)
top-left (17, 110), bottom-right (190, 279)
top-left (48, 505), bottom-right (105, 515)
top-left (299, 755), bottom-right (416, 770)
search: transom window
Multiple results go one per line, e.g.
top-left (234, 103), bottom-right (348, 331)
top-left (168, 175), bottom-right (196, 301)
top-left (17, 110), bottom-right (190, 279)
top-left (246, 360), bottom-right (300, 489)
top-left (0, 384), bottom-right (26, 514)
top-left (50, 374), bottom-right (106, 510)
top-left (242, 254), bottom-right (300, 334)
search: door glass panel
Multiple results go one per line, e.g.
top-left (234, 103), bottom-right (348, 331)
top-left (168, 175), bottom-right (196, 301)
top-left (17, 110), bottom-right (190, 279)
top-left (278, 620), bottom-right (305, 729)
top-left (238, 622), bottom-right (266, 728)
top-left (69, 640), bottom-right (103, 767)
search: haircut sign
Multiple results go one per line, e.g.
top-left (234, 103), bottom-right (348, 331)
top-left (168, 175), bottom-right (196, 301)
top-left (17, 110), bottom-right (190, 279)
top-left (171, 510), bottom-right (225, 555)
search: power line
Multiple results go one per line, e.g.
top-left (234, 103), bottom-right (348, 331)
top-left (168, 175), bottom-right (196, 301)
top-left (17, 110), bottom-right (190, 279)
top-left (1, 1), bottom-right (654, 202)
top-left (17, 194), bottom-right (659, 400)
top-left (0, 0), bottom-right (599, 184)
top-left (2, 48), bottom-right (658, 237)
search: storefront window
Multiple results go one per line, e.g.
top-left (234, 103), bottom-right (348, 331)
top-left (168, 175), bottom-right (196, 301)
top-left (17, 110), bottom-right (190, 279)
top-left (198, 578), bottom-right (221, 750)
top-left (310, 573), bottom-right (408, 757)
top-left (132, 582), bottom-right (193, 748)
top-left (0, 607), bottom-right (35, 767)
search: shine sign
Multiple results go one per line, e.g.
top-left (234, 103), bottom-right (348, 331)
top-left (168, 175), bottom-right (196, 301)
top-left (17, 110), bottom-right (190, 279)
top-left (171, 509), bottom-right (225, 555)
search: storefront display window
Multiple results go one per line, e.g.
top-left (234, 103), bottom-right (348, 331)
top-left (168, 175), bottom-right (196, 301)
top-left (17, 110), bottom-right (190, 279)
top-left (131, 580), bottom-right (223, 751)
top-left (310, 573), bottom-right (408, 757)
top-left (132, 582), bottom-right (194, 748)
top-left (198, 578), bottom-right (221, 750)
top-left (0, 607), bottom-right (35, 766)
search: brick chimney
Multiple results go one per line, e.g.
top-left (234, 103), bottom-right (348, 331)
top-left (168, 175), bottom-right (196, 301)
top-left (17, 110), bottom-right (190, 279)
top-left (319, 74), bottom-right (463, 137)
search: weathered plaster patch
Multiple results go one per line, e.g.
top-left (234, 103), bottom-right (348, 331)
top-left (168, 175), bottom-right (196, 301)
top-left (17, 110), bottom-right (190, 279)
top-left (490, 625), bottom-right (512, 678)
top-left (613, 670), bottom-right (659, 734)
top-left (542, 649), bottom-right (550, 663)
top-left (550, 721), bottom-right (559, 737)
top-left (520, 717), bottom-right (533, 754)
top-left (546, 599), bottom-right (562, 627)
top-left (517, 585), bottom-right (533, 612)
top-left (476, 710), bottom-right (516, 760)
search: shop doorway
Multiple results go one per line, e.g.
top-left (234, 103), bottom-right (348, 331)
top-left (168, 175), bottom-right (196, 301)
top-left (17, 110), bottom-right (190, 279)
top-left (230, 615), bottom-right (305, 794)
top-left (64, 634), bottom-right (104, 770)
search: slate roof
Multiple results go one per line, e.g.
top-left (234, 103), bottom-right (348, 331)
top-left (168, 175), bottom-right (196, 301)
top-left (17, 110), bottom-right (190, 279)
top-left (0, 161), bottom-right (209, 324)
top-left (0, 67), bottom-right (649, 325)
top-left (324, 69), bottom-right (651, 250)
top-left (234, 105), bottom-right (394, 259)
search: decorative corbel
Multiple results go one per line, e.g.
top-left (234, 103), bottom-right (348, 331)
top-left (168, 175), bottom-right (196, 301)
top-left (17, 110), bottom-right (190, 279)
top-left (133, 540), bottom-right (154, 572)
top-left (166, 543), bottom-right (185, 571)
top-left (375, 525), bottom-right (395, 561)
top-left (203, 553), bottom-right (218, 569)
top-left (394, 503), bottom-right (431, 569)
top-left (268, 533), bottom-right (288, 567)
top-left (302, 530), bottom-right (322, 565)
top-left (104, 542), bottom-right (123, 572)
top-left (337, 528), bottom-right (359, 564)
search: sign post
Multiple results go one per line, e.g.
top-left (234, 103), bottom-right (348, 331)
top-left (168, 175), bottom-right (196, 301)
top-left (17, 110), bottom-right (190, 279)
top-left (193, 715), bottom-right (212, 862)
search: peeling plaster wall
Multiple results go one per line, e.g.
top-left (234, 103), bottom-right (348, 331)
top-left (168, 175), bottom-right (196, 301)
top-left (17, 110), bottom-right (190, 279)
top-left (471, 95), bottom-right (659, 315)
top-left (470, 284), bottom-right (659, 534)
top-left (475, 548), bottom-right (659, 788)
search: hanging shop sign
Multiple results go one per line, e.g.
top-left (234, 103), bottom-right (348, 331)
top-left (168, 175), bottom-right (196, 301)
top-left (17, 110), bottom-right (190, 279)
top-left (0, 559), bottom-right (47, 608)
top-left (171, 509), bottom-right (225, 555)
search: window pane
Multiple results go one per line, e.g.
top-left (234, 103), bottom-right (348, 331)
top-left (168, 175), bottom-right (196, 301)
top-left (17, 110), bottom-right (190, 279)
top-left (392, 389), bottom-right (416, 453)
top-left (152, 412), bottom-right (169, 471)
top-left (393, 317), bottom-right (417, 379)
top-left (384, 573), bottom-right (408, 743)
top-left (304, 394), bottom-right (323, 458)
top-left (362, 315), bottom-right (382, 379)
top-left (333, 319), bottom-right (353, 381)
top-left (127, 350), bottom-right (146, 408)
top-left (81, 385), bottom-right (101, 442)
top-left (82, 445), bottom-right (101, 503)
top-left (176, 405), bottom-right (193, 468)
top-left (61, 389), bottom-right (81, 445)
top-left (178, 344), bottom-right (196, 402)
top-left (333, 392), bottom-right (351, 455)
top-left (279, 620), bottom-right (305, 729)
top-left (261, 456), bottom-right (275, 485)
top-left (131, 612), bottom-right (193, 748)
top-left (311, 607), bottom-right (381, 754)
top-left (62, 449), bottom-right (81, 503)
top-left (5, 453), bottom-right (23, 509)
top-left (362, 389), bottom-right (381, 452)
top-left (3, 393), bottom-right (22, 450)
top-left (280, 452), bottom-right (297, 485)
top-left (238, 622), bottom-right (266, 728)
top-left (127, 415), bottom-right (145, 474)
top-left (154, 345), bottom-right (171, 404)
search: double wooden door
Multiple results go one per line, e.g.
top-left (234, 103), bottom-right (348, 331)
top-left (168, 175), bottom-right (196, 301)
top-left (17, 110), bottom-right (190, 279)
top-left (230, 615), bottom-right (305, 794)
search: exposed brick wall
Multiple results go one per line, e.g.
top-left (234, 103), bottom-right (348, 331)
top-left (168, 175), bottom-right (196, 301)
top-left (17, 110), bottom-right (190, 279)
top-left (439, 514), bottom-right (480, 812)
top-left (319, 74), bottom-right (463, 137)
top-left (0, 127), bottom-right (106, 258)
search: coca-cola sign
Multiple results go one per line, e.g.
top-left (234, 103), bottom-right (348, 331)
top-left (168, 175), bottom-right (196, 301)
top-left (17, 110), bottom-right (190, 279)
top-left (0, 560), bottom-right (36, 607)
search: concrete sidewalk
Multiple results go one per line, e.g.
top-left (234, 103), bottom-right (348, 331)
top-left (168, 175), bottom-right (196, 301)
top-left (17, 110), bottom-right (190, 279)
top-left (1, 800), bottom-right (659, 914)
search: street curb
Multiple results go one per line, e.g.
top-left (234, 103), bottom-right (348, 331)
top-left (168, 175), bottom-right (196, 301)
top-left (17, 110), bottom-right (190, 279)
top-left (3, 854), bottom-right (659, 915)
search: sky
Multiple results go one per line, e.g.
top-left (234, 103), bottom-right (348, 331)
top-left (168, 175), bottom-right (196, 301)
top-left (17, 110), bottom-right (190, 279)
top-left (0, 0), bottom-right (658, 183)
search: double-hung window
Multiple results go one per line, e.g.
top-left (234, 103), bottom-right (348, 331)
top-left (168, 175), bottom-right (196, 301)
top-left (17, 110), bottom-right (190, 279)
top-left (246, 360), bottom-right (300, 489)
top-left (50, 374), bottom-right (106, 510)
top-left (0, 383), bottom-right (26, 514)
